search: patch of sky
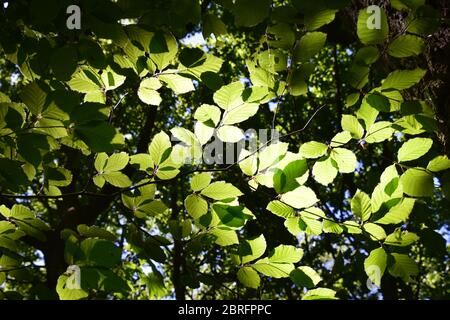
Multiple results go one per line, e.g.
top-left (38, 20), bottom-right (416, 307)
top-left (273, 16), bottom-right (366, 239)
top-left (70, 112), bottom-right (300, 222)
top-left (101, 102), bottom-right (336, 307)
top-left (180, 32), bottom-right (210, 52)
top-left (438, 225), bottom-right (450, 245)
top-left (268, 101), bottom-right (277, 111)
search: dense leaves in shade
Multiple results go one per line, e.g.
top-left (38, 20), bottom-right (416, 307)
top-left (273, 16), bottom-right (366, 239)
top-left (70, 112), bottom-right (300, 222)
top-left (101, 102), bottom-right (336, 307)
top-left (0, 0), bottom-right (448, 301)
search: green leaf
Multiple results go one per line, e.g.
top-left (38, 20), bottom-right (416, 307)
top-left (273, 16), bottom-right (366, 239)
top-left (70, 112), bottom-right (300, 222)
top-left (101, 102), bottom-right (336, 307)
top-left (351, 190), bottom-right (372, 221)
top-left (75, 122), bottom-right (124, 152)
top-left (94, 153), bottom-right (108, 172)
top-left (370, 165), bottom-right (404, 212)
top-left (0, 158), bottom-right (30, 192)
top-left (388, 253), bottom-right (419, 282)
top-left (50, 45), bottom-right (78, 81)
top-left (419, 228), bottom-right (446, 258)
top-left (93, 175), bottom-right (105, 188)
top-left (239, 149), bottom-right (258, 176)
top-left (252, 258), bottom-right (294, 278)
top-left (213, 82), bottom-right (245, 111)
top-left (237, 234), bottom-right (266, 264)
top-left (323, 220), bottom-right (344, 234)
top-left (301, 207), bottom-right (325, 220)
top-left (284, 216), bottom-right (302, 237)
top-left (79, 238), bottom-right (121, 268)
top-left (266, 200), bottom-right (295, 218)
top-left (366, 92), bottom-right (390, 112)
top-left (258, 143), bottom-right (289, 171)
top-left (407, 7), bottom-right (440, 35)
top-left (181, 53), bottom-right (224, 89)
top-left (16, 133), bottom-right (49, 167)
top-left (178, 48), bottom-right (207, 69)
top-left (357, 7), bottom-right (389, 45)
top-left (190, 173), bottom-right (211, 191)
top-left (363, 223), bottom-right (386, 241)
top-left (294, 32), bottom-right (327, 63)
top-left (93, 152), bottom-right (130, 187)
top-left (101, 67), bottom-right (126, 91)
top-left (194, 104), bottom-right (222, 126)
top-left (364, 247), bottom-right (387, 287)
top-left (304, 9), bottom-right (337, 31)
top-left (266, 23), bottom-right (296, 48)
top-left (57, 274), bottom-right (88, 300)
top-left (365, 121), bottom-right (394, 144)
top-left (302, 288), bottom-right (337, 300)
top-left (104, 152), bottom-right (129, 172)
top-left (195, 121), bottom-right (214, 145)
top-left (398, 137), bottom-right (433, 162)
top-left (237, 267), bottom-right (260, 289)
top-left (243, 86), bottom-right (272, 104)
top-left (203, 13), bottom-right (228, 38)
top-left (330, 131), bottom-right (352, 148)
top-left (102, 171), bottom-right (132, 188)
top-left (0, 102), bottom-right (26, 131)
top-left (139, 200), bottom-right (168, 218)
top-left (375, 198), bottom-right (415, 224)
top-left (341, 115), bottom-right (364, 140)
top-left (20, 82), bottom-right (47, 115)
top-left (222, 103), bottom-right (259, 125)
top-left (77, 225), bottom-right (116, 242)
top-left (209, 228), bottom-right (238, 246)
top-left (268, 245), bottom-right (303, 263)
top-left (290, 266), bottom-right (322, 288)
top-left (121, 184), bottom-right (157, 217)
top-left (342, 221), bottom-right (363, 234)
top-left (149, 131), bottom-right (171, 165)
top-left (355, 46), bottom-right (380, 65)
top-left (346, 93), bottom-right (360, 107)
top-left (159, 72), bottom-right (195, 94)
top-left (273, 159), bottom-right (309, 193)
top-left (232, 0), bottom-right (271, 27)
top-left (388, 35), bottom-right (425, 58)
top-left (356, 101), bottom-right (379, 129)
top-left (138, 78), bottom-right (162, 106)
top-left (330, 148), bottom-right (357, 173)
top-left (257, 50), bottom-right (287, 73)
top-left (312, 156), bottom-right (338, 186)
top-left (346, 64), bottom-right (370, 89)
top-left (381, 68), bottom-right (426, 90)
top-left (1, 205), bottom-right (49, 241)
top-left (385, 230), bottom-right (419, 246)
top-left (427, 155), bottom-right (450, 172)
top-left (46, 166), bottom-right (72, 187)
top-left (391, 0), bottom-right (425, 11)
top-left (299, 141), bottom-right (328, 159)
top-left (217, 125), bottom-right (244, 143)
top-left (170, 127), bottom-right (197, 146)
top-left (288, 67), bottom-right (308, 96)
top-left (212, 204), bottom-right (251, 229)
top-left (281, 186), bottom-right (319, 209)
top-left (149, 31), bottom-right (178, 70)
top-left (200, 181), bottom-right (243, 200)
top-left (400, 168), bottom-right (434, 197)
top-left (0, 92), bottom-right (10, 103)
top-left (184, 194), bottom-right (208, 219)
top-left (286, 217), bottom-right (322, 236)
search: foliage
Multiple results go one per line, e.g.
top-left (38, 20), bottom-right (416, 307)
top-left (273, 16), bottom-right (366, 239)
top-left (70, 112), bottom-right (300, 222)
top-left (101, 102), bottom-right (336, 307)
top-left (0, 0), bottom-right (449, 300)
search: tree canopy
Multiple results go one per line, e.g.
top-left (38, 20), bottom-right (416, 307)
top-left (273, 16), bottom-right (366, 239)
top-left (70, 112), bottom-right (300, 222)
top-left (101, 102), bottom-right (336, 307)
top-left (0, 0), bottom-right (449, 300)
